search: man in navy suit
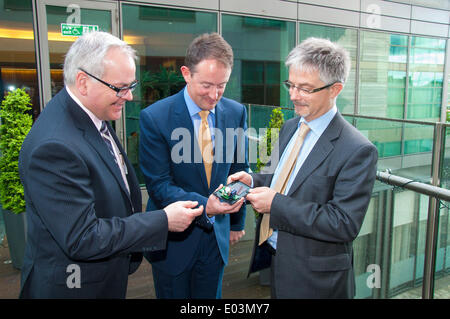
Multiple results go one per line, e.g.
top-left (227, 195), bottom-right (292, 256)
top-left (140, 33), bottom-right (249, 298)
top-left (18, 31), bottom-right (203, 298)
top-left (229, 38), bottom-right (378, 298)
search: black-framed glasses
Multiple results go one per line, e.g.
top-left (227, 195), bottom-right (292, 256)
top-left (282, 80), bottom-right (337, 95)
top-left (79, 68), bottom-right (138, 98)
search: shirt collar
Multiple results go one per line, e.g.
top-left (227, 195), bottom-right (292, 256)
top-left (300, 105), bottom-right (337, 136)
top-left (183, 86), bottom-right (216, 117)
top-left (66, 86), bottom-right (103, 132)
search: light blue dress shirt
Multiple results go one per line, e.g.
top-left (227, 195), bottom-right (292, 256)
top-left (267, 106), bottom-right (337, 249)
top-left (184, 86), bottom-right (216, 223)
top-left (184, 86), bottom-right (216, 146)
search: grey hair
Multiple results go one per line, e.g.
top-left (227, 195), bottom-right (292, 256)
top-left (285, 37), bottom-right (350, 85)
top-left (63, 31), bottom-right (138, 86)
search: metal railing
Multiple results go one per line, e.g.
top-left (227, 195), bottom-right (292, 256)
top-left (376, 170), bottom-right (449, 298)
top-left (341, 113), bottom-right (449, 299)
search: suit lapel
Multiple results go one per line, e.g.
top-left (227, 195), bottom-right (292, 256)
top-left (172, 92), bottom-right (210, 191)
top-left (279, 118), bottom-right (300, 158)
top-left (286, 113), bottom-right (343, 196)
top-left (64, 89), bottom-right (134, 207)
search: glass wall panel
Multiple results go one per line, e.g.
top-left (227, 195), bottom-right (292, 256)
top-left (299, 23), bottom-right (357, 114)
top-left (388, 190), bottom-right (423, 298)
top-left (354, 117), bottom-right (402, 158)
top-left (403, 123), bottom-right (433, 156)
top-left (435, 125), bottom-right (450, 299)
top-left (359, 31), bottom-right (407, 119)
top-left (447, 69), bottom-right (450, 122)
top-left (122, 4), bottom-right (216, 184)
top-left (222, 14), bottom-right (295, 108)
top-left (0, 0), bottom-right (39, 119)
top-left (407, 36), bottom-right (445, 122)
top-left (351, 116), bottom-right (433, 181)
top-left (354, 194), bottom-right (380, 299)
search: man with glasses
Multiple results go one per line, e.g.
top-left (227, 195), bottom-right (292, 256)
top-left (229, 37), bottom-right (378, 298)
top-left (139, 33), bottom-right (249, 298)
top-left (18, 31), bottom-right (203, 298)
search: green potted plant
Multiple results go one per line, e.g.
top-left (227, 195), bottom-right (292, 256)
top-left (254, 107), bottom-right (284, 286)
top-left (256, 107), bottom-right (285, 173)
top-left (0, 88), bottom-right (32, 269)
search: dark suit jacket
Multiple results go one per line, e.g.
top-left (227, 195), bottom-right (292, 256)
top-left (18, 88), bottom-right (168, 298)
top-left (249, 112), bottom-right (378, 298)
top-left (139, 89), bottom-right (249, 276)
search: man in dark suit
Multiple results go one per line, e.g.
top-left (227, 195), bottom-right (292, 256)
top-left (139, 33), bottom-right (249, 298)
top-left (18, 31), bottom-right (203, 298)
top-left (229, 37), bottom-right (378, 298)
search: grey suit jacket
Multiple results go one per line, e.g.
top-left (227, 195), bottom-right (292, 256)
top-left (249, 111), bottom-right (378, 298)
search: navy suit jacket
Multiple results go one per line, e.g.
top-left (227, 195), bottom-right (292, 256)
top-left (139, 89), bottom-right (249, 276)
top-left (18, 88), bottom-right (168, 298)
top-left (249, 112), bottom-right (378, 298)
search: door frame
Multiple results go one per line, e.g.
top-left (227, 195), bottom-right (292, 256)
top-left (35, 0), bottom-right (123, 142)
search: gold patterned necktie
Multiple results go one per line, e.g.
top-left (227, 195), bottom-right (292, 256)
top-left (199, 110), bottom-right (213, 187)
top-left (259, 122), bottom-right (310, 245)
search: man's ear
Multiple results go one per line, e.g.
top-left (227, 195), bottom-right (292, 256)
top-left (180, 65), bottom-right (191, 83)
top-left (75, 70), bottom-right (89, 96)
top-left (330, 82), bottom-right (344, 99)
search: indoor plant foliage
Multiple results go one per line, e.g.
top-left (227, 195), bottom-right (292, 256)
top-left (0, 88), bottom-right (32, 214)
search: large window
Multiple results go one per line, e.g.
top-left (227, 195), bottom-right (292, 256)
top-left (359, 31), bottom-right (408, 119)
top-left (122, 4), bottom-right (216, 184)
top-left (0, 0), bottom-right (39, 119)
top-left (222, 14), bottom-right (295, 107)
top-left (408, 36), bottom-right (445, 122)
top-left (299, 23), bottom-right (358, 114)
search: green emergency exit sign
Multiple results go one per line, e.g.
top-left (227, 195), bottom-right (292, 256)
top-left (61, 23), bottom-right (99, 36)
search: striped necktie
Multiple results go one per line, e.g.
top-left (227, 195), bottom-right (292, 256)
top-left (259, 122), bottom-right (311, 245)
top-left (100, 121), bottom-right (130, 194)
top-left (100, 121), bottom-right (117, 164)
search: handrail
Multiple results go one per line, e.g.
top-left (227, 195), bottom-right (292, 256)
top-left (376, 169), bottom-right (449, 299)
top-left (243, 105), bottom-right (450, 127)
top-left (341, 113), bottom-right (448, 126)
top-left (376, 170), bottom-right (450, 202)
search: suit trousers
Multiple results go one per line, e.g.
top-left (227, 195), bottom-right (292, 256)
top-left (152, 228), bottom-right (225, 299)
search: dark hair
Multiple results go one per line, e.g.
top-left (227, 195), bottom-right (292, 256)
top-left (185, 33), bottom-right (234, 72)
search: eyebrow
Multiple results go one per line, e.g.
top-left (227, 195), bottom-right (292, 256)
top-left (113, 80), bottom-right (137, 87)
top-left (288, 80), bottom-right (314, 87)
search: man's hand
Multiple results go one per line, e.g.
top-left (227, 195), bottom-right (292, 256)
top-left (227, 171), bottom-right (252, 186)
top-left (245, 187), bottom-right (276, 214)
top-left (230, 230), bottom-right (245, 245)
top-left (164, 201), bottom-right (203, 232)
top-left (205, 184), bottom-right (245, 217)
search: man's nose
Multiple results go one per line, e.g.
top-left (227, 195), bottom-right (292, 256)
top-left (289, 88), bottom-right (303, 100)
top-left (208, 86), bottom-right (219, 100)
top-left (122, 89), bottom-right (133, 101)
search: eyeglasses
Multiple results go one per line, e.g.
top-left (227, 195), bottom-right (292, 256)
top-left (79, 68), bottom-right (138, 98)
top-left (282, 80), bottom-right (337, 95)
